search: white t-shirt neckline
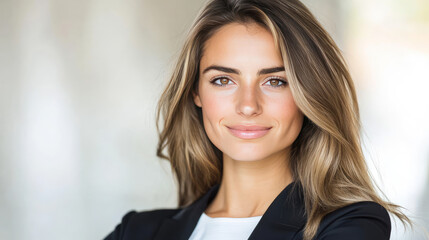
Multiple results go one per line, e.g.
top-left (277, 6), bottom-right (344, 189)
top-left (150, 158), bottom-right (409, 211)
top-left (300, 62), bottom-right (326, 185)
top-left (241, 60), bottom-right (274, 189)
top-left (202, 212), bottom-right (263, 221)
top-left (188, 212), bottom-right (263, 240)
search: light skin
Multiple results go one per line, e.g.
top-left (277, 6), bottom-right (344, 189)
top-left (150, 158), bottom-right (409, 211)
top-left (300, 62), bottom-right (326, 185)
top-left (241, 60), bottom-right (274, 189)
top-left (193, 22), bottom-right (304, 218)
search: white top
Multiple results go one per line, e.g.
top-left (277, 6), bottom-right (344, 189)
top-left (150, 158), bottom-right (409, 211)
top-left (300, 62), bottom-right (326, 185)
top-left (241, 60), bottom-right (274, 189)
top-left (188, 212), bottom-right (263, 240)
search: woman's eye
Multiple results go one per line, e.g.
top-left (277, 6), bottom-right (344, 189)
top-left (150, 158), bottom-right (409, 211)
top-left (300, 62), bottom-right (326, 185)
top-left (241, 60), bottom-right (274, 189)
top-left (209, 76), bottom-right (288, 88)
top-left (264, 78), bottom-right (288, 88)
top-left (210, 77), bottom-right (233, 87)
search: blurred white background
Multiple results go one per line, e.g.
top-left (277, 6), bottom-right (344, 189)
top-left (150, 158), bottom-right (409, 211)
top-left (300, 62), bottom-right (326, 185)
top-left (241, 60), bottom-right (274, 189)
top-left (0, 0), bottom-right (428, 239)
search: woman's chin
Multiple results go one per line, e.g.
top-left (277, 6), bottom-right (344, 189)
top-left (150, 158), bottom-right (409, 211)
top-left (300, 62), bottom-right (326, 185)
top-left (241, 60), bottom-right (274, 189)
top-left (223, 152), bottom-right (271, 162)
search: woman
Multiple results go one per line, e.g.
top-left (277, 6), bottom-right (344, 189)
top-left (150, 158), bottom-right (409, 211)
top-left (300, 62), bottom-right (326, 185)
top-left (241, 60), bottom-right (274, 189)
top-left (104, 0), bottom-right (412, 239)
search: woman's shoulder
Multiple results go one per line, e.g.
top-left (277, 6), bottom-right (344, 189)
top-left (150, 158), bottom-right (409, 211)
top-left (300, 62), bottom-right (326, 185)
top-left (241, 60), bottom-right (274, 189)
top-left (103, 208), bottom-right (181, 240)
top-left (316, 201), bottom-right (391, 239)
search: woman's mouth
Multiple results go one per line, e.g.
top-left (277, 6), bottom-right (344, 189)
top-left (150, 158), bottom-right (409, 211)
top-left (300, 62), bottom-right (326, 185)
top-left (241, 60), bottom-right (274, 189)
top-left (226, 125), bottom-right (272, 140)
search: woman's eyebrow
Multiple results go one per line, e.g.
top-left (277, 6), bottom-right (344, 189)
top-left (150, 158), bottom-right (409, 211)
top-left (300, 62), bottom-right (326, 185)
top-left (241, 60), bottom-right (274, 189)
top-left (202, 65), bottom-right (285, 76)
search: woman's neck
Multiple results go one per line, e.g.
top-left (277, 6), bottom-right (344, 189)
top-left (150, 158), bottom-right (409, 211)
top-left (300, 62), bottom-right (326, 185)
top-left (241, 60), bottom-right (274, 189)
top-left (204, 150), bottom-right (293, 218)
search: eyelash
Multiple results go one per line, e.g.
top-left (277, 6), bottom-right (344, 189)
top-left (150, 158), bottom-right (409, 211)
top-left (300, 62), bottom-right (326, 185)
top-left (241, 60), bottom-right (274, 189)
top-left (209, 75), bottom-right (288, 88)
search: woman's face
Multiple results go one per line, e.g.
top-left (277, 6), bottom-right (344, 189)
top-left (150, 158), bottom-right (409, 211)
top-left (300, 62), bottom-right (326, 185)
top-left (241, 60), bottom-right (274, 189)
top-left (193, 22), bottom-right (304, 162)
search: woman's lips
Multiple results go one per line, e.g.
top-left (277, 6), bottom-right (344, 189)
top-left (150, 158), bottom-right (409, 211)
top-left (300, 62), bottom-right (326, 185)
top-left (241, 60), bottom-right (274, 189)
top-left (226, 125), bottom-right (272, 139)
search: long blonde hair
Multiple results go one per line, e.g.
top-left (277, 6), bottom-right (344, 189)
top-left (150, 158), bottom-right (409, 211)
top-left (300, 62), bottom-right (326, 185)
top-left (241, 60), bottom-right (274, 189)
top-left (155, 0), bottom-right (412, 239)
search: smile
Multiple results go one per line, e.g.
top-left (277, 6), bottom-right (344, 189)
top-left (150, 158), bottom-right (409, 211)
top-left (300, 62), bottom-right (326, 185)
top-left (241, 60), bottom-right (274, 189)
top-left (226, 126), bottom-right (272, 140)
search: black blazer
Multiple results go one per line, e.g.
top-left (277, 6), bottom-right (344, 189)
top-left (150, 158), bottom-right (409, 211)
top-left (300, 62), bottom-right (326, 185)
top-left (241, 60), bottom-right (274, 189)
top-left (103, 182), bottom-right (391, 240)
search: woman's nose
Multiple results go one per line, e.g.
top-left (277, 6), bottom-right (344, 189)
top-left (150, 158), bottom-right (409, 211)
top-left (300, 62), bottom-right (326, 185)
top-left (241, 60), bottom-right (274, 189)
top-left (236, 85), bottom-right (262, 117)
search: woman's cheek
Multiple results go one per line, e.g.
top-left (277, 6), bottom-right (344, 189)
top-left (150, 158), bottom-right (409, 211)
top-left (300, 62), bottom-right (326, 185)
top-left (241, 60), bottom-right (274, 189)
top-left (204, 96), bottom-right (230, 126)
top-left (199, 91), bottom-right (228, 131)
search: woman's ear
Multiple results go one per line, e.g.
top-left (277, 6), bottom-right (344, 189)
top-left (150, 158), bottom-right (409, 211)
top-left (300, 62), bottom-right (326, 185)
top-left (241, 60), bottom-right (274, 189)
top-left (193, 91), bottom-right (202, 108)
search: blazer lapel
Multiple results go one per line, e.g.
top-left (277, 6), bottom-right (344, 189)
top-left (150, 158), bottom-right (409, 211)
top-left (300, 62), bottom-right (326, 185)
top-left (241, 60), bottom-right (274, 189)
top-left (153, 184), bottom-right (220, 240)
top-left (153, 181), bottom-right (306, 240)
top-left (248, 181), bottom-right (307, 239)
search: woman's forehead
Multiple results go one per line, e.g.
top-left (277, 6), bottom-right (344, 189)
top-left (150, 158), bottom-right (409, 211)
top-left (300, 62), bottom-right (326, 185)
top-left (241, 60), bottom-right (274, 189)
top-left (200, 23), bottom-right (283, 74)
